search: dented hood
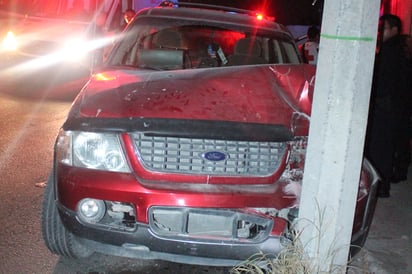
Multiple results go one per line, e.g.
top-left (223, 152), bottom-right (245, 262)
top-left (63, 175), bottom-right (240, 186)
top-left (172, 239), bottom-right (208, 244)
top-left (71, 65), bottom-right (315, 128)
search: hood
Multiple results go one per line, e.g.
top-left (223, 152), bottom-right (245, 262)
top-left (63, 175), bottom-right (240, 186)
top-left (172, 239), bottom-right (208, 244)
top-left (72, 65), bottom-right (315, 128)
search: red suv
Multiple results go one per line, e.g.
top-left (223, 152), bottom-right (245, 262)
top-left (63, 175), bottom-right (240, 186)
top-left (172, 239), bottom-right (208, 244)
top-left (41, 1), bottom-right (379, 266)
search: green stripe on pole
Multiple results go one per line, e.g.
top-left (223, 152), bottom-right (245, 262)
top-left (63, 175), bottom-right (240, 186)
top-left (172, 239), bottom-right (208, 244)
top-left (321, 33), bottom-right (374, 41)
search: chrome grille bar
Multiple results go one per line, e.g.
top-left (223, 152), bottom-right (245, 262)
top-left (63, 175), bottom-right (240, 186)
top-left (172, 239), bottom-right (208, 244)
top-left (131, 132), bottom-right (286, 176)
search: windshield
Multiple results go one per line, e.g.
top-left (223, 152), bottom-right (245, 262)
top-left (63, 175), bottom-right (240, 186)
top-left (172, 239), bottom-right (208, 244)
top-left (0, 0), bottom-right (99, 21)
top-left (107, 17), bottom-right (300, 70)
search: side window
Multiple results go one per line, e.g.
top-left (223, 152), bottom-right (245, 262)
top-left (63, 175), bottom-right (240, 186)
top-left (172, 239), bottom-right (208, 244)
top-left (280, 41), bottom-right (300, 64)
top-left (270, 40), bottom-right (283, 64)
top-left (270, 39), bottom-right (300, 64)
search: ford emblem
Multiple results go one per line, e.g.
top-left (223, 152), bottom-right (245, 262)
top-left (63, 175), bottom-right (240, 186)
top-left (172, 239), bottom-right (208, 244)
top-left (202, 151), bottom-right (227, 162)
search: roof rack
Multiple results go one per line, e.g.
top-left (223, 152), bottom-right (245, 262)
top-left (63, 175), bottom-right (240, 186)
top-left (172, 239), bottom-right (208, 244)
top-left (158, 1), bottom-right (268, 19)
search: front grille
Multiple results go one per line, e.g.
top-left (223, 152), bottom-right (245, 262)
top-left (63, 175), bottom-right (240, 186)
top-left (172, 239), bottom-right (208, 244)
top-left (131, 132), bottom-right (287, 176)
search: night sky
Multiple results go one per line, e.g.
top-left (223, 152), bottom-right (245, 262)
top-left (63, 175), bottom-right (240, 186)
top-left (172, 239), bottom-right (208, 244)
top-left (182, 0), bottom-right (324, 25)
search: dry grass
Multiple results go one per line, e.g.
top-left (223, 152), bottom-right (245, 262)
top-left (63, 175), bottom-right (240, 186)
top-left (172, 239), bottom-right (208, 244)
top-left (230, 235), bottom-right (311, 274)
top-left (230, 220), bottom-right (372, 274)
top-left (229, 243), bottom-right (371, 274)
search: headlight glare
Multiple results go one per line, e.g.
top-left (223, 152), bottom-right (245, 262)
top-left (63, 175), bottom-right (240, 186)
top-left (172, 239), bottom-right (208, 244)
top-left (62, 37), bottom-right (88, 62)
top-left (3, 31), bottom-right (18, 51)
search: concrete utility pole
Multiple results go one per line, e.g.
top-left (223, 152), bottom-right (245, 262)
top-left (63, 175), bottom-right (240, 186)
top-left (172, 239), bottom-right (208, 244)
top-left (297, 0), bottom-right (380, 272)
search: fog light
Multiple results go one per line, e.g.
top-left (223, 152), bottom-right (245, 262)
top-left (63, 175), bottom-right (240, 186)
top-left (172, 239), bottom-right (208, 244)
top-left (78, 198), bottom-right (106, 223)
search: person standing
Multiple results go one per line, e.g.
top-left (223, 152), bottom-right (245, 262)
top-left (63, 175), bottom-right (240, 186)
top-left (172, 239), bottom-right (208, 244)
top-left (365, 14), bottom-right (410, 198)
top-left (391, 34), bottom-right (412, 183)
top-left (301, 25), bottom-right (320, 65)
top-left (119, 8), bottom-right (136, 31)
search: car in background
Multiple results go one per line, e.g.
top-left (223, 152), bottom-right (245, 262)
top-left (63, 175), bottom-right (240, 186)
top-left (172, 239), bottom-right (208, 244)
top-left (41, 1), bottom-right (379, 266)
top-left (0, 0), bottom-right (160, 76)
top-left (1, 1), bottom-right (101, 70)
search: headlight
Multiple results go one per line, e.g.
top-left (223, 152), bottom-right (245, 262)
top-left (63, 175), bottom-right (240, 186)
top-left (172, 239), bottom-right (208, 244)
top-left (56, 130), bottom-right (130, 173)
top-left (61, 37), bottom-right (88, 62)
top-left (2, 31), bottom-right (18, 51)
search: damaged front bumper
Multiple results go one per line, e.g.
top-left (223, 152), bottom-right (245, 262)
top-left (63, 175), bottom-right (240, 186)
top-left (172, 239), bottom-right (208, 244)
top-left (57, 202), bottom-right (291, 266)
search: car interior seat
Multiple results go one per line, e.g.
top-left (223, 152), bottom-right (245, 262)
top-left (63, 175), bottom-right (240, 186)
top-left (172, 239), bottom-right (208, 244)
top-left (135, 29), bottom-right (191, 69)
top-left (226, 37), bottom-right (267, 66)
top-left (152, 29), bottom-right (183, 50)
top-left (148, 29), bottom-right (191, 68)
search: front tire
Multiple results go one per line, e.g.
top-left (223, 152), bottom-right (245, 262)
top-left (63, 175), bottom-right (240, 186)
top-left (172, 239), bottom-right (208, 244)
top-left (41, 171), bottom-right (93, 258)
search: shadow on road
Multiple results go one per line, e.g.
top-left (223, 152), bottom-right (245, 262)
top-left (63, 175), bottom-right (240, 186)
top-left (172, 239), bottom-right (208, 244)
top-left (53, 253), bottom-right (232, 274)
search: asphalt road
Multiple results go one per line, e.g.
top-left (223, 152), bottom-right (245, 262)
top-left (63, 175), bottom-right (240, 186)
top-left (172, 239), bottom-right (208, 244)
top-left (0, 92), bottom-right (70, 273)
top-left (0, 65), bottom-right (410, 274)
